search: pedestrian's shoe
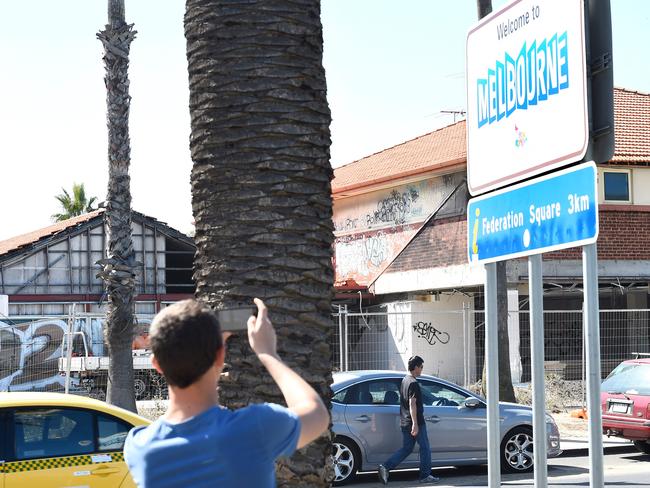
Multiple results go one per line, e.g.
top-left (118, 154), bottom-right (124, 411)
top-left (418, 474), bottom-right (440, 483)
top-left (378, 464), bottom-right (389, 484)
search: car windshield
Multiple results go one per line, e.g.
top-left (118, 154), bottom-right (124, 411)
top-left (602, 362), bottom-right (650, 395)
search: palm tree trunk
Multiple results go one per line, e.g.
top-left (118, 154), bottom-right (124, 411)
top-left (185, 1), bottom-right (334, 485)
top-left (96, 0), bottom-right (137, 412)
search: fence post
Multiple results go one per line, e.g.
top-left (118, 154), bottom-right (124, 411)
top-left (582, 303), bottom-right (586, 411)
top-left (462, 303), bottom-right (470, 387)
top-left (64, 303), bottom-right (77, 395)
top-left (343, 304), bottom-right (349, 372)
top-left (338, 304), bottom-right (344, 372)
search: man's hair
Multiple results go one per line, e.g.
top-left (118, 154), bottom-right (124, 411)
top-left (149, 299), bottom-right (223, 388)
top-left (408, 355), bottom-right (424, 372)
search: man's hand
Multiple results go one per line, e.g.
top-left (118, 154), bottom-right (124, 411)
top-left (411, 424), bottom-right (419, 437)
top-left (247, 298), bottom-right (277, 358)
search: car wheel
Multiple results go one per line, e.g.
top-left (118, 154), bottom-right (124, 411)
top-left (332, 437), bottom-right (360, 486)
top-left (501, 426), bottom-right (534, 473)
top-left (633, 440), bottom-right (650, 455)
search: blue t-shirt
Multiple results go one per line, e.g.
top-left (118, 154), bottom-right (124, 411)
top-left (124, 403), bottom-right (300, 488)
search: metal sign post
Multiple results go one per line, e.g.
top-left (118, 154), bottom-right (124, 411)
top-left (583, 243), bottom-right (604, 486)
top-left (484, 263), bottom-right (501, 487)
top-left (528, 254), bottom-right (547, 486)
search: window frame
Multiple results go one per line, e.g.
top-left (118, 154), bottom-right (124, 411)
top-left (96, 411), bottom-right (133, 452)
top-left (7, 406), bottom-right (134, 462)
top-left (0, 409), bottom-right (9, 461)
top-left (602, 168), bottom-right (632, 204)
top-left (418, 379), bottom-right (474, 407)
top-left (332, 377), bottom-right (403, 405)
top-left (10, 406), bottom-right (97, 461)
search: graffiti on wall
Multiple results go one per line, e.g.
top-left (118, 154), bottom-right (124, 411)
top-left (333, 175), bottom-right (465, 286)
top-left (334, 186), bottom-right (423, 234)
top-left (413, 321), bottom-right (450, 346)
top-left (367, 188), bottom-right (420, 227)
top-left (334, 226), bottom-right (418, 285)
top-left (0, 316), bottom-right (151, 392)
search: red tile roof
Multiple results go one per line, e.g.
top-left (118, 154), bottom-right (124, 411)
top-left (0, 210), bottom-right (103, 257)
top-left (332, 121), bottom-right (467, 194)
top-left (333, 87), bottom-right (650, 193)
top-left (611, 87), bottom-right (650, 164)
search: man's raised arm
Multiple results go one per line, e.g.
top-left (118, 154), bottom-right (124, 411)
top-left (248, 298), bottom-right (329, 449)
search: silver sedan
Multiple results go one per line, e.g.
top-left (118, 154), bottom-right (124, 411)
top-left (331, 370), bottom-right (562, 485)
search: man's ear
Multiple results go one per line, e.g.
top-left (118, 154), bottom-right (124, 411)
top-left (215, 344), bottom-right (226, 369)
top-left (151, 355), bottom-right (164, 375)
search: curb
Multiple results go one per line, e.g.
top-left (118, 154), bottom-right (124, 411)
top-left (561, 437), bottom-right (634, 454)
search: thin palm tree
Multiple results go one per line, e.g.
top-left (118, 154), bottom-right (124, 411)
top-left (96, 0), bottom-right (138, 412)
top-left (51, 183), bottom-right (98, 221)
top-left (185, 1), bottom-right (335, 485)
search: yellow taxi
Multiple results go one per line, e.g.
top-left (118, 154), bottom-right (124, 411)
top-left (0, 392), bottom-right (150, 487)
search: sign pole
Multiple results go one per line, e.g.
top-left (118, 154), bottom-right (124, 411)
top-left (528, 254), bottom-right (547, 486)
top-left (485, 262), bottom-right (501, 487)
top-left (583, 243), bottom-right (604, 486)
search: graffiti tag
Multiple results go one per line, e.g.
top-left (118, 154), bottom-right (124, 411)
top-left (413, 321), bottom-right (450, 346)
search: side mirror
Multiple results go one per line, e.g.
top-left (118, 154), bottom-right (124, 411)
top-left (464, 397), bottom-right (483, 409)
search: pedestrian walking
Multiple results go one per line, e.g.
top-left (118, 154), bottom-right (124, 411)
top-left (378, 356), bottom-right (439, 484)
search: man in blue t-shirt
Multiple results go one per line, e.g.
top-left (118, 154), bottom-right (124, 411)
top-left (123, 298), bottom-right (329, 487)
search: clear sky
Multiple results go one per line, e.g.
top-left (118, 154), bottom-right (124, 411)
top-left (1, 1), bottom-right (648, 241)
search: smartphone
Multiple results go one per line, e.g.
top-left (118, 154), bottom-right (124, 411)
top-left (216, 306), bottom-right (257, 331)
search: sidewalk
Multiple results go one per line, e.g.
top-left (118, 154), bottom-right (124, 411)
top-left (554, 411), bottom-right (633, 452)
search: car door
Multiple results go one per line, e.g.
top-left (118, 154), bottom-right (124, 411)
top-left (343, 378), bottom-right (407, 465)
top-left (4, 407), bottom-right (131, 488)
top-left (419, 380), bottom-right (488, 463)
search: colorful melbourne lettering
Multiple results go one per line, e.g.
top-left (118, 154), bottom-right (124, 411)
top-left (476, 31), bottom-right (569, 128)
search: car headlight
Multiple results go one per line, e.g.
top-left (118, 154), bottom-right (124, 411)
top-left (545, 412), bottom-right (556, 425)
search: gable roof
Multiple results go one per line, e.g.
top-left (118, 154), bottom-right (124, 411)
top-left (0, 210), bottom-right (103, 257)
top-left (0, 209), bottom-right (193, 261)
top-left (332, 121), bottom-right (466, 195)
top-left (333, 87), bottom-right (650, 194)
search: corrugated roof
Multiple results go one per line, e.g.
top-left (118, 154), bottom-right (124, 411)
top-left (0, 210), bottom-right (103, 257)
top-left (611, 87), bottom-right (650, 164)
top-left (0, 209), bottom-right (194, 259)
top-left (333, 87), bottom-right (650, 193)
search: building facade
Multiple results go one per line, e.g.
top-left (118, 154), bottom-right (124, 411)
top-left (331, 88), bottom-right (650, 383)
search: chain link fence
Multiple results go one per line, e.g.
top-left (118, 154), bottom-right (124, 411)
top-left (3, 305), bottom-right (648, 403)
top-left (332, 306), bottom-right (650, 394)
top-left (0, 306), bottom-right (167, 400)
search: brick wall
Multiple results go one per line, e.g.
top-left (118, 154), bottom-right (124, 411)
top-left (389, 215), bottom-right (467, 272)
top-left (387, 205), bottom-right (650, 274)
top-left (545, 205), bottom-right (650, 260)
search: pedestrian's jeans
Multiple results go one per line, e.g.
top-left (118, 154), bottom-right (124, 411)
top-left (383, 425), bottom-right (432, 480)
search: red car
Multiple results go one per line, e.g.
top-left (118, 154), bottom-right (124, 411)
top-left (601, 354), bottom-right (650, 455)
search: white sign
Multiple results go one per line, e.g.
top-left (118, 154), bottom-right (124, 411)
top-left (466, 0), bottom-right (588, 195)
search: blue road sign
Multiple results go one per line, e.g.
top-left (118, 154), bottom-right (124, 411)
top-left (468, 161), bottom-right (598, 263)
